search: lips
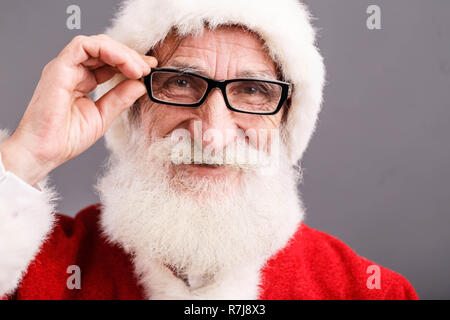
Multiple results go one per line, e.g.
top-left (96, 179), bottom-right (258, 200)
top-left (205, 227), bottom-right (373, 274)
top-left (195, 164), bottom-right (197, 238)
top-left (196, 163), bottom-right (223, 168)
top-left (185, 163), bottom-right (231, 174)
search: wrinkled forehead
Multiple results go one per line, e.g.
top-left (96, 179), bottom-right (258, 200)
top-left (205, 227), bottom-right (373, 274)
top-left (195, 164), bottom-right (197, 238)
top-left (149, 25), bottom-right (282, 80)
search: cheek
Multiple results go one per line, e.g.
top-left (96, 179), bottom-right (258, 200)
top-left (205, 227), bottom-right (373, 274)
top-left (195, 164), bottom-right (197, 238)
top-left (265, 113), bottom-right (283, 129)
top-left (238, 113), bottom-right (282, 132)
top-left (140, 102), bottom-right (192, 138)
top-left (236, 113), bottom-right (283, 150)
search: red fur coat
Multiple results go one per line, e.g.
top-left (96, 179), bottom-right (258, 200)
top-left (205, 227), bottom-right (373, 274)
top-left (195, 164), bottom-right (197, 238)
top-left (3, 204), bottom-right (418, 300)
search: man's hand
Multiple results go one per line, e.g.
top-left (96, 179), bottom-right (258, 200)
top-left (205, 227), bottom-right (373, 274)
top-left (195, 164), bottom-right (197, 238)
top-left (0, 34), bottom-right (157, 186)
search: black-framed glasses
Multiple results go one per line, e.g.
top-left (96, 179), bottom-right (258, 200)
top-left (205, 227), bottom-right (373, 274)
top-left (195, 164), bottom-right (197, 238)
top-left (143, 68), bottom-right (292, 115)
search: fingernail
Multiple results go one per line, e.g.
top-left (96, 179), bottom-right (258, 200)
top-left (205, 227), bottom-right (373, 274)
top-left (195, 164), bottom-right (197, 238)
top-left (143, 55), bottom-right (158, 68)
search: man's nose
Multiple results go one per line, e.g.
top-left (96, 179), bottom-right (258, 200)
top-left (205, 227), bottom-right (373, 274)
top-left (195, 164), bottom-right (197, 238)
top-left (186, 88), bottom-right (239, 151)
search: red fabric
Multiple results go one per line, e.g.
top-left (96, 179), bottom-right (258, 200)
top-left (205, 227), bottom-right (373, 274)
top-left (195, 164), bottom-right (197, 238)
top-left (4, 204), bottom-right (418, 300)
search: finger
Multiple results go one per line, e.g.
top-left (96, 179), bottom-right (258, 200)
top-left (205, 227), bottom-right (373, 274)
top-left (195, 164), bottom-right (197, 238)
top-left (86, 55), bottom-right (157, 85)
top-left (79, 44), bottom-right (144, 72)
top-left (91, 35), bottom-right (152, 75)
top-left (73, 59), bottom-right (150, 94)
top-left (81, 57), bottom-right (105, 69)
top-left (73, 64), bottom-right (119, 93)
top-left (93, 65), bottom-right (121, 84)
top-left (59, 35), bottom-right (148, 79)
top-left (141, 55), bottom-right (159, 70)
top-left (95, 79), bottom-right (146, 130)
top-left (78, 55), bottom-right (156, 89)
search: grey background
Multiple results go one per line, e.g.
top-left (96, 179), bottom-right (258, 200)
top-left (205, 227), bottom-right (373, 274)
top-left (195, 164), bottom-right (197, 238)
top-left (0, 0), bottom-right (449, 299)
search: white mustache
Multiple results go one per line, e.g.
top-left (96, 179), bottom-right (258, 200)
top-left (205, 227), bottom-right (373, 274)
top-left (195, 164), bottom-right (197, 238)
top-left (167, 137), bottom-right (278, 170)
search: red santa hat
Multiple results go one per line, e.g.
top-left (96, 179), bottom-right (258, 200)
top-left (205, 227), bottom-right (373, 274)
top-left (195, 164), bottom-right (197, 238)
top-left (95, 0), bottom-right (326, 164)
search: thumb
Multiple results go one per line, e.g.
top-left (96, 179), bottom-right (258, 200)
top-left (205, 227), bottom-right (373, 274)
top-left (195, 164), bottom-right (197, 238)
top-left (95, 79), bottom-right (146, 132)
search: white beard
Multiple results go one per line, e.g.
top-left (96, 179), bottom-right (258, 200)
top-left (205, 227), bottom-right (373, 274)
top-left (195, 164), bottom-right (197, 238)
top-left (96, 130), bottom-right (304, 299)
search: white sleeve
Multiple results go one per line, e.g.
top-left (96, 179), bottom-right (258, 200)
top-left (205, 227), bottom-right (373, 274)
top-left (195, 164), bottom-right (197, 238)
top-left (0, 129), bottom-right (57, 297)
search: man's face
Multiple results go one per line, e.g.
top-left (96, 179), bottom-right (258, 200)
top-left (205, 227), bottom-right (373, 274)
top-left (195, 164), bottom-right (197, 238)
top-left (137, 26), bottom-right (284, 184)
top-left (97, 26), bottom-right (302, 286)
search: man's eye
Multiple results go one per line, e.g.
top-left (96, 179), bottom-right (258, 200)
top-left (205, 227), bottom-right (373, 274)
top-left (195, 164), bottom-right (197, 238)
top-left (242, 85), bottom-right (269, 95)
top-left (244, 86), bottom-right (258, 94)
top-left (166, 77), bottom-right (191, 88)
top-left (174, 79), bottom-right (189, 87)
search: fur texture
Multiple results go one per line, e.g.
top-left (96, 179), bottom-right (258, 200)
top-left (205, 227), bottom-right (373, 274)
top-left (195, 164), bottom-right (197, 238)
top-left (95, 0), bottom-right (326, 165)
top-left (0, 129), bottom-right (58, 296)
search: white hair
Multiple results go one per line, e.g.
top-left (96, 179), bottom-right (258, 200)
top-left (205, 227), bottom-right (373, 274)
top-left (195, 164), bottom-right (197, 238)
top-left (96, 128), bottom-right (304, 296)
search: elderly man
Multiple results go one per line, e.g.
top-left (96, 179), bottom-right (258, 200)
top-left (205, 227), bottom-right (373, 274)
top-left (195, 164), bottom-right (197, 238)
top-left (0, 0), bottom-right (417, 299)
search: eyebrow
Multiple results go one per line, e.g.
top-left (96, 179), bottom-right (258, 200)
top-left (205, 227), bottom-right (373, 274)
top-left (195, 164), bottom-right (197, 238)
top-left (165, 61), bottom-right (278, 81)
top-left (165, 62), bottom-right (204, 74)
top-left (237, 70), bottom-right (277, 80)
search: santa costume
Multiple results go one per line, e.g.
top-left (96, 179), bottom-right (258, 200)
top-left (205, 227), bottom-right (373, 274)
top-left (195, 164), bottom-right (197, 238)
top-left (0, 0), bottom-right (418, 300)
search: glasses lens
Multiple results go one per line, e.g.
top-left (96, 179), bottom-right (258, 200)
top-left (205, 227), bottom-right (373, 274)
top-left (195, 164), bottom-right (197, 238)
top-left (226, 80), bottom-right (282, 113)
top-left (151, 71), bottom-right (208, 104)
